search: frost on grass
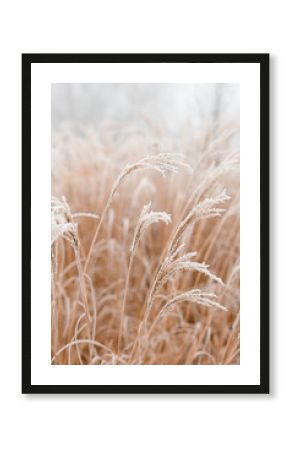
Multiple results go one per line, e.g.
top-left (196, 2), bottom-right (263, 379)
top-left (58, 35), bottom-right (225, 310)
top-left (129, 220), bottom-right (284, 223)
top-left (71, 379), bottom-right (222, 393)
top-left (51, 196), bottom-right (77, 246)
top-left (159, 289), bottom-right (227, 319)
top-left (51, 125), bottom-right (240, 366)
top-left (130, 202), bottom-right (172, 253)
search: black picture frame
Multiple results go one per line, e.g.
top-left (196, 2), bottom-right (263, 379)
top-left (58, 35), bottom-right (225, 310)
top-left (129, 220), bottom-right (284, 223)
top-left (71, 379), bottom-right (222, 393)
top-left (22, 53), bottom-right (269, 394)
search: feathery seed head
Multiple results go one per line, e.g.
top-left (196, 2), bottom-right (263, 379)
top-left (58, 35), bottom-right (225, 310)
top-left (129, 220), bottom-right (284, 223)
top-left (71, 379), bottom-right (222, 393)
top-left (159, 289), bottom-right (227, 318)
top-left (130, 202), bottom-right (172, 253)
top-left (51, 196), bottom-right (78, 247)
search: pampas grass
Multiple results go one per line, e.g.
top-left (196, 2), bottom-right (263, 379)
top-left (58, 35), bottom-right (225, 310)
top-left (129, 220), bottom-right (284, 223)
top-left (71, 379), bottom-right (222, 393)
top-left (51, 120), bottom-right (240, 365)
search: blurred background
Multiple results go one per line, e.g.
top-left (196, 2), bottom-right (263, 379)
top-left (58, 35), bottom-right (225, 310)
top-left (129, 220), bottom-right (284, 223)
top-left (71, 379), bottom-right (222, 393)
top-left (51, 83), bottom-right (239, 135)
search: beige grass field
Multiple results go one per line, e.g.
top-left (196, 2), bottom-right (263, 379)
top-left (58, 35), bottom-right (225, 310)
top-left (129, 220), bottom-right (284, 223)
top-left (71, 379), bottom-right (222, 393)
top-left (51, 119), bottom-right (240, 365)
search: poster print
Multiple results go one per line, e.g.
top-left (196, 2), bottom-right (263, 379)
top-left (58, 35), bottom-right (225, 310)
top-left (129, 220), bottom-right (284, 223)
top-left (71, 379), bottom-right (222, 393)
top-left (22, 54), bottom-right (269, 393)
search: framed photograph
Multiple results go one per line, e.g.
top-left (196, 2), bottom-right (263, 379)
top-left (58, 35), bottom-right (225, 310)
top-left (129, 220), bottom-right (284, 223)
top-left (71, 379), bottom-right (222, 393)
top-left (22, 53), bottom-right (269, 394)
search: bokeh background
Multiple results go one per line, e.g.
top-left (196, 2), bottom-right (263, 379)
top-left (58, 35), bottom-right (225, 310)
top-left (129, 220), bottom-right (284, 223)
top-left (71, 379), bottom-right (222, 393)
top-left (52, 83), bottom-right (239, 134)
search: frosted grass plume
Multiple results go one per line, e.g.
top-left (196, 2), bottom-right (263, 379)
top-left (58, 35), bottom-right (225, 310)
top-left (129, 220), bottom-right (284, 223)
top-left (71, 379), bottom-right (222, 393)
top-left (84, 153), bottom-right (190, 272)
top-left (51, 196), bottom-right (78, 247)
top-left (159, 289), bottom-right (227, 318)
top-left (130, 202), bottom-right (172, 253)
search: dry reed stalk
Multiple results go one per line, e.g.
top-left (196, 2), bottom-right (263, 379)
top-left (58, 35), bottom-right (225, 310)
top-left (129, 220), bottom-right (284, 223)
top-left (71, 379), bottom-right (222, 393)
top-left (117, 203), bottom-right (171, 355)
top-left (51, 196), bottom-right (93, 356)
top-left (143, 191), bottom-right (229, 328)
top-left (84, 153), bottom-right (189, 273)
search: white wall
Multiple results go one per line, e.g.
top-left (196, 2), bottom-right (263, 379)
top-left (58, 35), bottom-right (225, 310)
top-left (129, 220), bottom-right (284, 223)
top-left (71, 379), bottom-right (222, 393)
top-left (0, 1), bottom-right (285, 450)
